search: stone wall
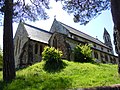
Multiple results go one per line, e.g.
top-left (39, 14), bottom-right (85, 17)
top-left (50, 32), bottom-right (71, 60)
top-left (19, 41), bottom-right (29, 68)
top-left (18, 39), bottom-right (47, 68)
top-left (14, 22), bottom-right (29, 68)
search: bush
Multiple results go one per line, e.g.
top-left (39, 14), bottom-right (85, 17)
top-left (42, 46), bottom-right (65, 72)
top-left (74, 44), bottom-right (93, 63)
top-left (42, 46), bottom-right (63, 62)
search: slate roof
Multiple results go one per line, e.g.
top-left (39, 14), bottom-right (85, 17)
top-left (59, 22), bottom-right (110, 48)
top-left (23, 23), bottom-right (52, 44)
top-left (22, 20), bottom-right (109, 49)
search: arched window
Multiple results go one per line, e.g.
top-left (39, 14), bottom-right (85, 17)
top-left (18, 39), bottom-right (21, 53)
top-left (101, 47), bottom-right (103, 50)
top-left (105, 37), bottom-right (108, 42)
top-left (110, 56), bottom-right (113, 63)
top-left (53, 38), bottom-right (57, 49)
top-left (16, 37), bottom-right (21, 54)
top-left (15, 37), bottom-right (19, 55)
top-left (107, 35), bottom-right (110, 42)
top-left (40, 44), bottom-right (43, 55)
top-left (35, 43), bottom-right (38, 54)
top-left (105, 55), bottom-right (108, 62)
top-left (93, 44), bottom-right (96, 48)
top-left (94, 52), bottom-right (98, 59)
top-left (113, 58), bottom-right (116, 64)
top-left (100, 53), bottom-right (103, 60)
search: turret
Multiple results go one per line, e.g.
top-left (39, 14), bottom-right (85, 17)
top-left (103, 28), bottom-right (114, 54)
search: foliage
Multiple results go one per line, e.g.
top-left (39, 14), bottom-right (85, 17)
top-left (62, 0), bottom-right (110, 25)
top-left (0, 0), bottom-right (50, 22)
top-left (0, 60), bottom-right (120, 90)
top-left (0, 0), bottom-right (111, 24)
top-left (42, 46), bottom-right (65, 72)
top-left (74, 44), bottom-right (93, 63)
top-left (42, 46), bottom-right (63, 62)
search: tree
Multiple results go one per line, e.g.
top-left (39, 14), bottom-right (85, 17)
top-left (111, 0), bottom-right (120, 74)
top-left (0, 0), bottom-right (50, 82)
top-left (61, 0), bottom-right (120, 74)
top-left (3, 0), bottom-right (16, 82)
top-left (62, 0), bottom-right (110, 25)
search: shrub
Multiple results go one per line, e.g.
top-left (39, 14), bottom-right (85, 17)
top-left (42, 46), bottom-right (63, 62)
top-left (74, 44), bottom-right (93, 63)
top-left (42, 46), bottom-right (65, 72)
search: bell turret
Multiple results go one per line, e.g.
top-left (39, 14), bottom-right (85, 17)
top-left (103, 28), bottom-right (114, 54)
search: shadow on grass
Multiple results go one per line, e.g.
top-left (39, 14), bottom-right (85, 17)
top-left (42, 76), bottom-right (72, 90)
top-left (43, 60), bottom-right (67, 73)
top-left (3, 74), bottom-right (72, 90)
top-left (0, 80), bottom-right (6, 90)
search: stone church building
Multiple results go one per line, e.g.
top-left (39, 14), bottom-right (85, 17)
top-left (14, 19), bottom-right (118, 68)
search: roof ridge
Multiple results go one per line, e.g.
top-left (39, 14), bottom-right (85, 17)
top-left (59, 21), bottom-right (98, 40)
top-left (58, 21), bottom-right (110, 49)
top-left (59, 21), bottom-right (105, 41)
top-left (23, 22), bottom-right (52, 34)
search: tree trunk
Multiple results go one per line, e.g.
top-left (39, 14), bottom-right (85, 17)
top-left (111, 0), bottom-right (120, 74)
top-left (3, 0), bottom-right (16, 82)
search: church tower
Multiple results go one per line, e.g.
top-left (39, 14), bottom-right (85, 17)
top-left (103, 28), bottom-right (114, 54)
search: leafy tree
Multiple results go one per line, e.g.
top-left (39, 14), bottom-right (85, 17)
top-left (2, 0), bottom-right (16, 82)
top-left (111, 0), bottom-right (120, 74)
top-left (62, 0), bottom-right (110, 25)
top-left (74, 44), bottom-right (93, 63)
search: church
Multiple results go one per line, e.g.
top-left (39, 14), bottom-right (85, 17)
top-left (14, 19), bottom-right (118, 68)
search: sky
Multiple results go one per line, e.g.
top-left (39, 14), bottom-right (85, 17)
top-left (0, 1), bottom-right (115, 53)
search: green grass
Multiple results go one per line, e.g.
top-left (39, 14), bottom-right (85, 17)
top-left (0, 60), bottom-right (120, 90)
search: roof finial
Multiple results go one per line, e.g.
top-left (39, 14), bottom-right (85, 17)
top-left (96, 36), bottom-right (98, 39)
top-left (20, 19), bottom-right (24, 23)
top-left (54, 15), bottom-right (56, 19)
top-left (20, 19), bottom-right (22, 22)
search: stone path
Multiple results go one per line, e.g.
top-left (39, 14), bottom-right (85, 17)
top-left (69, 84), bottom-right (120, 90)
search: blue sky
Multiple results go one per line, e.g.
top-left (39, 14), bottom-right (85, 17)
top-left (0, 1), bottom-right (115, 53)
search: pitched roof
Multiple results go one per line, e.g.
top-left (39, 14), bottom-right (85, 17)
top-left (103, 28), bottom-right (110, 36)
top-left (21, 20), bottom-right (109, 49)
top-left (23, 23), bottom-right (52, 44)
top-left (59, 22), bottom-right (110, 48)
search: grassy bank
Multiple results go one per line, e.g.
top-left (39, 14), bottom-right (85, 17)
top-left (0, 60), bottom-right (120, 90)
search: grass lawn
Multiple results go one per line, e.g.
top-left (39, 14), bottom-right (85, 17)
top-left (0, 60), bottom-right (120, 90)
